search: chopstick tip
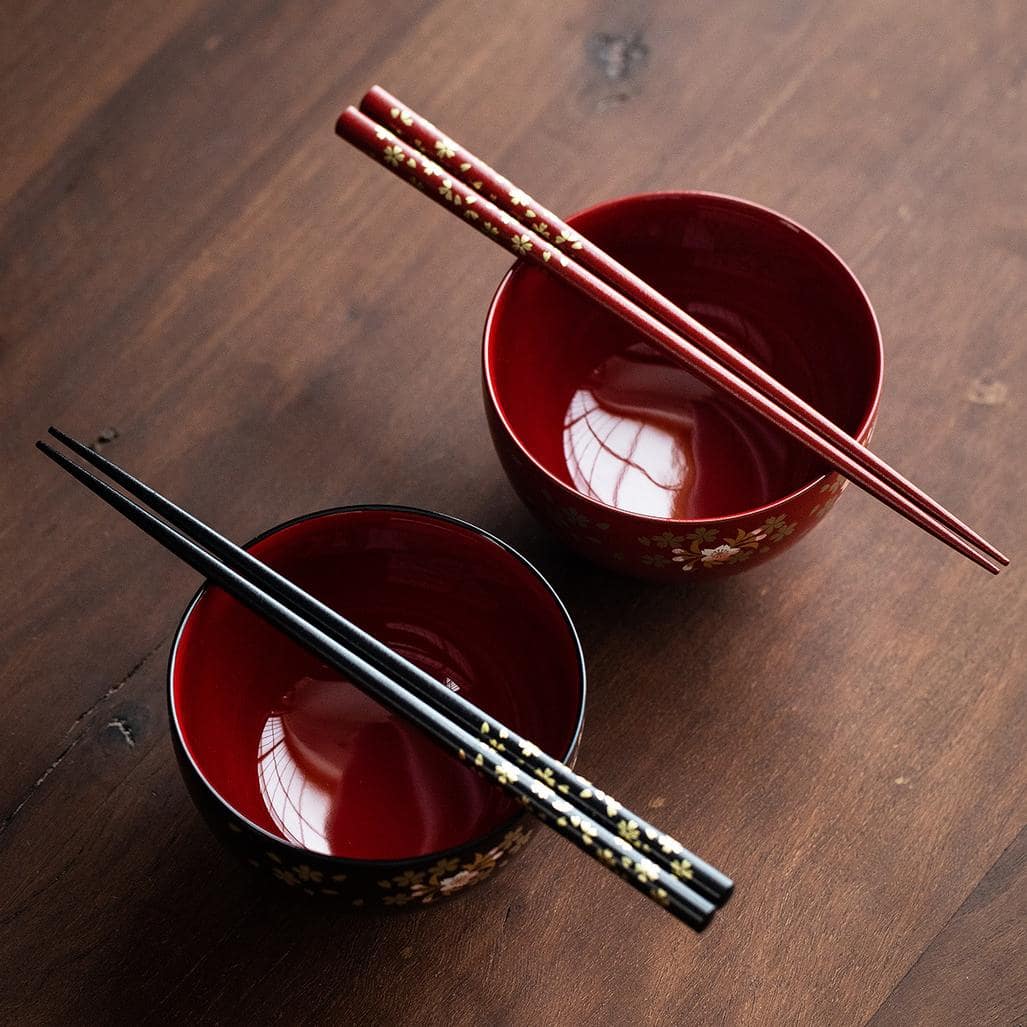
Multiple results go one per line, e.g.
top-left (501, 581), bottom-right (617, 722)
top-left (358, 84), bottom-right (390, 115)
top-left (335, 105), bottom-right (363, 138)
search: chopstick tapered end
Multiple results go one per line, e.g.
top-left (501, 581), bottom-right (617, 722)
top-left (47, 425), bottom-right (74, 447)
top-left (335, 105), bottom-right (362, 140)
top-left (358, 84), bottom-right (394, 118)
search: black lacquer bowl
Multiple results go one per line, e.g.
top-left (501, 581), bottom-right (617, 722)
top-left (168, 505), bottom-right (586, 907)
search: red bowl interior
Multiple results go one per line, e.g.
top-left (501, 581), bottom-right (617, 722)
top-left (169, 507), bottom-right (585, 861)
top-left (485, 192), bottom-right (882, 521)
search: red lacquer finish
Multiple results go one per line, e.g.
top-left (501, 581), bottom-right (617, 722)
top-left (338, 107), bottom-right (999, 571)
top-left (361, 86), bottom-right (1003, 569)
top-left (168, 506), bottom-right (585, 896)
top-left (483, 192), bottom-right (883, 580)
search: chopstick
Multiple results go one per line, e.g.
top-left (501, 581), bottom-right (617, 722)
top-left (38, 431), bottom-right (726, 931)
top-left (46, 426), bottom-right (732, 907)
top-left (336, 102), bottom-right (1005, 575)
top-left (361, 87), bottom-right (1008, 570)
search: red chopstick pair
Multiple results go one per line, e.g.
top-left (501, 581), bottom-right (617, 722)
top-left (335, 87), bottom-right (1007, 575)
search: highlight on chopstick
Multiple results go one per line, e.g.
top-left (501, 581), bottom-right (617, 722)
top-left (335, 88), bottom-right (1007, 574)
top-left (37, 428), bottom-right (731, 931)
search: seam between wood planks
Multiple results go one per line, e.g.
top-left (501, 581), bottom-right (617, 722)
top-left (861, 824), bottom-right (1026, 1026)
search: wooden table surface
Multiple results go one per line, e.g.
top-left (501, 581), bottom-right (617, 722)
top-left (2, 1), bottom-right (1024, 1023)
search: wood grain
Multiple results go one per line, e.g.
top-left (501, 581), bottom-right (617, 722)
top-left (869, 827), bottom-right (1027, 1027)
top-left (1, 1), bottom-right (1024, 1023)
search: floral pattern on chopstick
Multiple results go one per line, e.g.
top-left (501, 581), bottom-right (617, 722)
top-left (464, 734), bottom-right (666, 894)
top-left (373, 131), bottom-right (567, 270)
top-left (553, 227), bottom-right (584, 250)
top-left (380, 104), bottom-right (587, 261)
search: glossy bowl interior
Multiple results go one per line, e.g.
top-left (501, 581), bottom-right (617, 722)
top-left (484, 191), bottom-right (881, 524)
top-left (169, 506), bottom-right (585, 865)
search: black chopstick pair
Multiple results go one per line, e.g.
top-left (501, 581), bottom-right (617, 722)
top-left (38, 428), bottom-right (732, 930)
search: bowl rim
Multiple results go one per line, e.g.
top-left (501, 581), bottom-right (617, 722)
top-left (166, 503), bottom-right (587, 868)
top-left (482, 189), bottom-right (885, 526)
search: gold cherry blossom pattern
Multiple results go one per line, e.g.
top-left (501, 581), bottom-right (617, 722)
top-left (638, 531), bottom-right (685, 550)
top-left (525, 773), bottom-right (674, 901)
top-left (641, 553), bottom-right (671, 568)
top-left (466, 741), bottom-right (605, 856)
top-left (554, 227), bottom-right (584, 250)
top-left (388, 105), bottom-right (414, 126)
top-left (568, 780), bottom-right (695, 878)
top-left (510, 234), bottom-right (533, 257)
top-left (600, 840), bottom-right (676, 901)
top-left (541, 501), bottom-right (611, 546)
top-left (434, 137), bottom-right (456, 159)
top-left (562, 507), bottom-right (590, 529)
top-left (762, 514), bottom-right (795, 543)
top-left (617, 818), bottom-right (642, 844)
top-left (376, 825), bottom-right (534, 906)
top-left (459, 735), bottom-right (691, 904)
top-left (437, 178), bottom-right (461, 205)
top-left (479, 720), bottom-right (508, 751)
top-left (664, 515), bottom-right (797, 571)
top-left (670, 858), bottom-right (694, 880)
top-left (810, 475), bottom-right (849, 519)
top-left (466, 725), bottom-right (576, 836)
top-left (575, 778), bottom-right (618, 817)
top-left (263, 851), bottom-right (348, 896)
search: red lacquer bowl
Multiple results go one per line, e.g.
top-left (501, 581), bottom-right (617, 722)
top-left (483, 192), bottom-right (883, 580)
top-left (168, 506), bottom-right (585, 907)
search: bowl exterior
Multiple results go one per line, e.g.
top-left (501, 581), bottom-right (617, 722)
top-left (485, 392), bottom-right (876, 582)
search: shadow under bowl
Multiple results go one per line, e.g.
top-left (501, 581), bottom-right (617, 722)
top-left (168, 505), bottom-right (586, 908)
top-left (483, 191), bottom-right (883, 580)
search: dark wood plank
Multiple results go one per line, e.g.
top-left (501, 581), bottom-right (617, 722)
top-left (869, 828), bottom-right (1027, 1027)
top-left (0, 0), bottom-right (208, 209)
top-left (1, 0), bottom-right (1024, 1023)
